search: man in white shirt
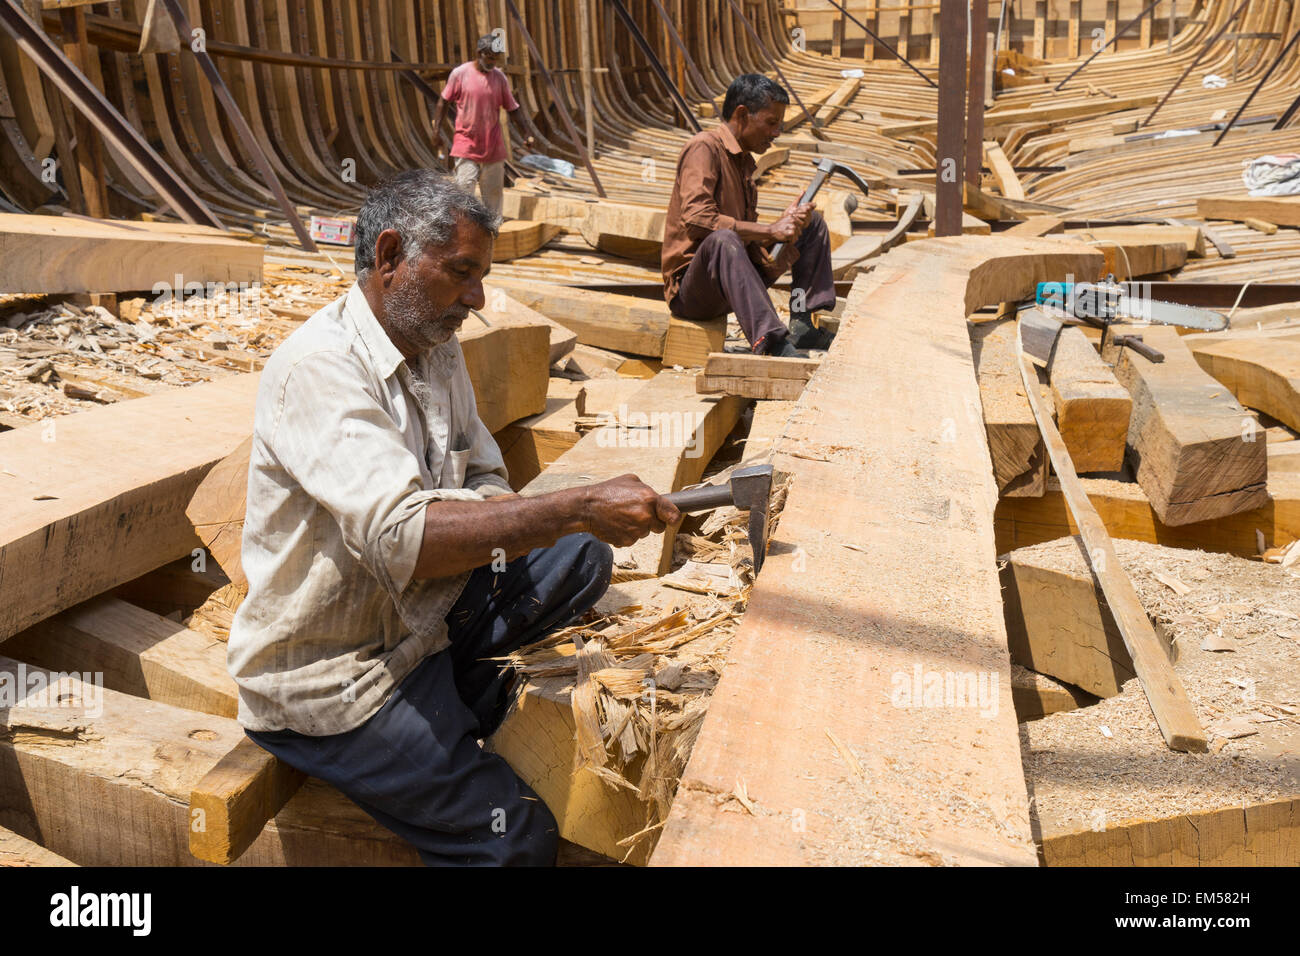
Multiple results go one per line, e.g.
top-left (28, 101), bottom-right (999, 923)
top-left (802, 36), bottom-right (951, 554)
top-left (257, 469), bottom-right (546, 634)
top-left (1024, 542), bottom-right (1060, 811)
top-left (228, 170), bottom-right (678, 865)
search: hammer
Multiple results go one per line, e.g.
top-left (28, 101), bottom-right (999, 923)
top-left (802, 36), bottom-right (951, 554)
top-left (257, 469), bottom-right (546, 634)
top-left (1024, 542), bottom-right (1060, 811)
top-left (770, 158), bottom-right (872, 261)
top-left (663, 464), bottom-right (773, 573)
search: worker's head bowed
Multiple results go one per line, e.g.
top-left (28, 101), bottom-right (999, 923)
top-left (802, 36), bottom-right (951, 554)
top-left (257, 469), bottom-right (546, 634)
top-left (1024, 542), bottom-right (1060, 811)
top-left (722, 73), bottom-right (790, 155)
top-left (354, 170), bottom-right (501, 358)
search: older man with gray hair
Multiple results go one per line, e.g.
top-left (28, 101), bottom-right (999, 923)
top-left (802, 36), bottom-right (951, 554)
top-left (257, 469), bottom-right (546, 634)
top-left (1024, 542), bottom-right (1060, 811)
top-left (228, 170), bottom-right (678, 865)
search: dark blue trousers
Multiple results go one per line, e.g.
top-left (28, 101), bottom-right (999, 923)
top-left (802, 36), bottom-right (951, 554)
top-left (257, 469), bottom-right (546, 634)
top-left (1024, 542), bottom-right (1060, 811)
top-left (247, 533), bottom-right (613, 866)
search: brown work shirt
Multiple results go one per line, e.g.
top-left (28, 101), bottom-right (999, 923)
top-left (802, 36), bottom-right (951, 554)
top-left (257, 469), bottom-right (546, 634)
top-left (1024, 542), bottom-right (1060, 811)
top-left (661, 124), bottom-right (788, 307)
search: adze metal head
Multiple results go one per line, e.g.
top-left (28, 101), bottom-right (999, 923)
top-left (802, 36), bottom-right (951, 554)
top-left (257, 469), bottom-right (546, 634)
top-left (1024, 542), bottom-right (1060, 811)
top-left (663, 464), bottom-right (774, 574)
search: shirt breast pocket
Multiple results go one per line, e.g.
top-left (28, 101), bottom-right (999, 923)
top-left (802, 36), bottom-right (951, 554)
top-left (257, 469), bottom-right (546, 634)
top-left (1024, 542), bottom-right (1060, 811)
top-left (440, 434), bottom-right (472, 489)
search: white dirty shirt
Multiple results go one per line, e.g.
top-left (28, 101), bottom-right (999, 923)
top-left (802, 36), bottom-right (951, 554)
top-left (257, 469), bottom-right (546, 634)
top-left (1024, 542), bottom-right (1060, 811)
top-left (228, 283), bottom-right (513, 736)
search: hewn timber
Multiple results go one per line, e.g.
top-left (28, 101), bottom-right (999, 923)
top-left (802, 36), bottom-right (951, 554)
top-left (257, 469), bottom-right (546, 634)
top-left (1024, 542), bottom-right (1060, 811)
top-left (653, 236), bottom-right (1105, 867)
top-left (1048, 326), bottom-right (1131, 473)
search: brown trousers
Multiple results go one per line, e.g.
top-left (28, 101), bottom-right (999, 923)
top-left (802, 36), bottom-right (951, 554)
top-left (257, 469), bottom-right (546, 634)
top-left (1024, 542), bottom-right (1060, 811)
top-left (669, 212), bottom-right (836, 352)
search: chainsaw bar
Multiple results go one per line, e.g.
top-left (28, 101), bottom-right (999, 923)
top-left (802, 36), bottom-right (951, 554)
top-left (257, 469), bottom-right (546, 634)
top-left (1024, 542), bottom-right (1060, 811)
top-left (1035, 280), bottom-right (1227, 332)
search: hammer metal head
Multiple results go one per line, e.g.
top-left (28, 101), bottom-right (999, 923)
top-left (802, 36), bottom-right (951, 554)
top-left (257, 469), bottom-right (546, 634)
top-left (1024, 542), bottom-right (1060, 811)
top-left (731, 464), bottom-right (773, 574)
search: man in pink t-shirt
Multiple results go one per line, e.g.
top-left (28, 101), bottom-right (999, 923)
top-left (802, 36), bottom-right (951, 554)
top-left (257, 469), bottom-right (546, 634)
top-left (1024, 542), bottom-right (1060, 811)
top-left (432, 35), bottom-right (534, 215)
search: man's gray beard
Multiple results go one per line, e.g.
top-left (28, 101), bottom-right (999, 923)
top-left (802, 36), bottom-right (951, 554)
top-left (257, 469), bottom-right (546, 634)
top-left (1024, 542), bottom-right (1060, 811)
top-left (384, 277), bottom-right (469, 354)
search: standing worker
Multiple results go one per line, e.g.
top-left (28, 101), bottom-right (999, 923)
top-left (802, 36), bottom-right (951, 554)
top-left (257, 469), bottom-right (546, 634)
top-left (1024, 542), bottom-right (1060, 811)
top-left (433, 34), bottom-right (535, 215)
top-left (661, 74), bottom-right (837, 357)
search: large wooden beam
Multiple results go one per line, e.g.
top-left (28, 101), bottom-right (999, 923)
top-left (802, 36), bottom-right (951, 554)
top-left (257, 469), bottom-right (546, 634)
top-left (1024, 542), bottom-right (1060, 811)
top-left (1105, 326), bottom-right (1268, 527)
top-left (0, 657), bottom-right (418, 866)
top-left (190, 738), bottom-right (307, 865)
top-left (0, 374), bottom-right (260, 643)
top-left (696, 352), bottom-right (821, 401)
top-left (1196, 195), bottom-right (1300, 229)
top-left (1185, 336), bottom-right (1300, 434)
top-left (995, 472), bottom-right (1300, 558)
top-left (1048, 326), bottom-right (1131, 473)
top-left (652, 237), bottom-right (1104, 867)
top-left (0, 214), bottom-right (263, 294)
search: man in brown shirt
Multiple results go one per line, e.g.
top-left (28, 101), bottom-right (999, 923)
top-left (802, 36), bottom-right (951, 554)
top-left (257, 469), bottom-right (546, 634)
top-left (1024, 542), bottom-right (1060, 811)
top-left (662, 74), bottom-right (836, 356)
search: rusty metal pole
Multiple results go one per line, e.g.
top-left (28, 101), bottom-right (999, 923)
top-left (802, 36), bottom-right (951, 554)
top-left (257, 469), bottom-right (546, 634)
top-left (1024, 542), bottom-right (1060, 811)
top-left (965, 0), bottom-right (989, 190)
top-left (935, 0), bottom-right (967, 237)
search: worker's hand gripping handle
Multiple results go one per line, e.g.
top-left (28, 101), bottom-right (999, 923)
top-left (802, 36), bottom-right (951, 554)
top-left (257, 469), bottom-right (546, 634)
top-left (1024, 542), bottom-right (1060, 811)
top-left (663, 484), bottom-right (734, 514)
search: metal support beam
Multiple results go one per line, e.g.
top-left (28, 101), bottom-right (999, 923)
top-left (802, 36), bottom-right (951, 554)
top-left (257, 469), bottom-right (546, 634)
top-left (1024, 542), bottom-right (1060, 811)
top-left (966, 0), bottom-right (990, 189)
top-left (605, 0), bottom-right (700, 133)
top-left (935, 0), bottom-right (967, 237)
top-left (158, 0), bottom-right (316, 252)
top-left (0, 0), bottom-right (221, 228)
top-left (720, 0), bottom-right (821, 134)
top-left (816, 0), bottom-right (939, 89)
top-left (502, 0), bottom-right (606, 196)
top-left (1142, 0), bottom-right (1251, 128)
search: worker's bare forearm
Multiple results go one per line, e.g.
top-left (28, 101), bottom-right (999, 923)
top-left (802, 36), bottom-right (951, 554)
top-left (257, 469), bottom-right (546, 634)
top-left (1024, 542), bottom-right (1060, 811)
top-left (732, 220), bottom-right (775, 243)
top-left (412, 487), bottom-right (590, 579)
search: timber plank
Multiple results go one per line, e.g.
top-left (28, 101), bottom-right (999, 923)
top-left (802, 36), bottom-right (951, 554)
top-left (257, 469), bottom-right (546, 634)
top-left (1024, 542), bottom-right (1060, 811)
top-left (653, 237), bottom-right (1104, 867)
top-left (1048, 326), bottom-right (1131, 473)
top-left (521, 371), bottom-right (746, 576)
top-left (1186, 336), bottom-right (1300, 434)
top-left (1197, 196), bottom-right (1300, 229)
top-left (971, 319), bottom-right (1047, 498)
top-left (0, 214), bottom-right (263, 294)
top-left (0, 657), bottom-right (418, 866)
top-left (0, 374), bottom-right (260, 643)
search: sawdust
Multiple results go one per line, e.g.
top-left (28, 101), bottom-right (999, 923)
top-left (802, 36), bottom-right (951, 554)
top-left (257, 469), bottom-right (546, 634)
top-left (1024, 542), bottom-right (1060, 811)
top-left (1022, 537), bottom-right (1300, 839)
top-left (503, 473), bottom-right (791, 857)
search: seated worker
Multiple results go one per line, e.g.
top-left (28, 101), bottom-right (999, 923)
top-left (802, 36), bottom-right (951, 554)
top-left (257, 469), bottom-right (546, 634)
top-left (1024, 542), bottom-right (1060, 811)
top-left (227, 170), bottom-right (679, 866)
top-left (661, 73), bottom-right (837, 356)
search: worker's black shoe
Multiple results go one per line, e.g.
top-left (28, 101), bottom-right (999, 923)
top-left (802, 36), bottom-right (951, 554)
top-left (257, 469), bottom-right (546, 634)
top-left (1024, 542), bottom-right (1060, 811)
top-left (789, 313), bottom-right (834, 351)
top-left (763, 334), bottom-right (804, 358)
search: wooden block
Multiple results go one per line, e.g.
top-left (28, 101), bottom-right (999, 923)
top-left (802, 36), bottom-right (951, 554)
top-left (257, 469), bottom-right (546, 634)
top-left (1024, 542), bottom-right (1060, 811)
top-left (971, 319), bottom-right (1047, 497)
top-left (483, 286), bottom-right (578, 365)
top-left (1048, 326), bottom-right (1131, 473)
top-left (575, 378), bottom-right (646, 417)
top-left (662, 315), bottom-right (726, 369)
top-left (490, 280), bottom-right (669, 357)
top-left (1003, 217), bottom-right (1064, 237)
top-left (984, 142), bottom-right (1025, 200)
top-left (578, 202), bottom-right (665, 264)
top-left (491, 220), bottom-right (560, 261)
top-left (1244, 218), bottom-right (1278, 235)
top-left (458, 318), bottom-right (551, 434)
top-left (190, 738), bottom-right (307, 865)
top-left (1197, 196), bottom-right (1300, 229)
top-left (0, 657), bottom-right (418, 866)
top-left (0, 375), bottom-right (259, 643)
top-left (1105, 326), bottom-right (1268, 527)
top-left (1000, 537), bottom-right (1137, 697)
top-left (1186, 336), bottom-right (1300, 434)
top-left (1063, 224), bottom-right (1205, 258)
top-left (698, 352), bottom-right (815, 399)
top-left (487, 676), bottom-right (653, 865)
top-left (0, 595), bottom-right (238, 718)
top-left (0, 825), bottom-right (77, 866)
top-left (0, 214), bottom-right (263, 294)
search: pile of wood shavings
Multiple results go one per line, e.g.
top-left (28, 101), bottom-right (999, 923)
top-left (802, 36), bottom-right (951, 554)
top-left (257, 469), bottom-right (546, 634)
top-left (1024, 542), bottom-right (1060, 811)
top-left (504, 472), bottom-right (790, 857)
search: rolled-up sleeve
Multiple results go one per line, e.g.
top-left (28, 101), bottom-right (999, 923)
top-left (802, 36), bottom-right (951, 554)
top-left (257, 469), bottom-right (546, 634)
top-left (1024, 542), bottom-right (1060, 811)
top-left (268, 349), bottom-right (476, 597)
top-left (677, 140), bottom-right (737, 237)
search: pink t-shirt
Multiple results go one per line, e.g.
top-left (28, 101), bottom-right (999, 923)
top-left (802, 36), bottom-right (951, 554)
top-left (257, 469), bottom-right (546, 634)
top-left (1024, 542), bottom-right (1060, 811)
top-left (442, 62), bottom-right (520, 164)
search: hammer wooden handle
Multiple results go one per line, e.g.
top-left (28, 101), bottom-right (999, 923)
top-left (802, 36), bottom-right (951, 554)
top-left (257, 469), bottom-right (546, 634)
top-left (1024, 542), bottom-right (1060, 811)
top-left (664, 484), bottom-right (734, 513)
